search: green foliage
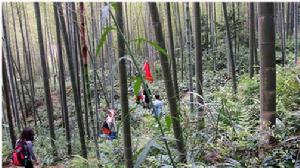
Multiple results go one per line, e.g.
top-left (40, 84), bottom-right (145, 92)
top-left (135, 38), bottom-right (168, 58)
top-left (69, 155), bottom-right (100, 168)
top-left (133, 75), bottom-right (142, 96)
top-left (96, 26), bottom-right (116, 57)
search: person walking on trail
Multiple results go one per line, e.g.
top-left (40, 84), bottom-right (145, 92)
top-left (102, 109), bottom-right (117, 140)
top-left (11, 128), bottom-right (38, 168)
top-left (143, 88), bottom-right (151, 109)
top-left (152, 95), bottom-right (164, 117)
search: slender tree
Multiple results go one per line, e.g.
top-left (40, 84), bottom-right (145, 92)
top-left (80, 3), bottom-right (100, 159)
top-left (294, 2), bottom-right (298, 64)
top-left (166, 3), bottom-right (179, 99)
top-left (279, 3), bottom-right (286, 66)
top-left (57, 2), bottom-right (87, 158)
top-left (34, 2), bottom-right (57, 156)
top-left (149, 2), bottom-right (186, 163)
top-left (3, 57), bottom-right (16, 149)
top-left (3, 8), bottom-right (21, 132)
top-left (174, 3), bottom-right (185, 82)
top-left (79, 2), bottom-right (93, 139)
top-left (209, 3), bottom-right (217, 72)
top-left (258, 2), bottom-right (276, 146)
top-left (17, 4), bottom-right (38, 129)
top-left (10, 3), bottom-right (27, 127)
top-left (223, 3), bottom-right (237, 94)
top-left (115, 3), bottom-right (133, 167)
top-left (185, 3), bottom-right (194, 113)
top-left (193, 2), bottom-right (204, 129)
top-left (249, 3), bottom-right (255, 78)
top-left (53, 2), bottom-right (72, 155)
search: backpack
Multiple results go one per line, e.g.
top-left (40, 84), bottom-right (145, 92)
top-left (12, 140), bottom-right (29, 166)
top-left (102, 121), bottom-right (111, 135)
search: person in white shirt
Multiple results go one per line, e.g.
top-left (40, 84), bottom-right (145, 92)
top-left (152, 94), bottom-right (164, 117)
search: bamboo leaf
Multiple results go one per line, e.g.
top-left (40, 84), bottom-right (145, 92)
top-left (133, 139), bottom-right (155, 168)
top-left (96, 26), bottom-right (116, 57)
top-left (165, 115), bottom-right (172, 130)
top-left (133, 76), bottom-right (142, 96)
top-left (134, 38), bottom-right (169, 58)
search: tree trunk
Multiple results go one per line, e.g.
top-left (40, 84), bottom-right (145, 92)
top-left (185, 3), bottom-right (194, 113)
top-left (149, 2), bottom-right (186, 163)
top-left (290, 3), bottom-right (295, 37)
top-left (53, 2), bottom-right (72, 155)
top-left (34, 2), bottom-right (57, 156)
top-left (80, 3), bottom-right (100, 159)
top-left (115, 3), bottom-right (133, 167)
top-left (209, 3), bottom-right (217, 73)
top-left (249, 3), bottom-right (255, 78)
top-left (279, 3), bottom-right (286, 66)
top-left (3, 57), bottom-right (16, 149)
top-left (294, 2), bottom-right (298, 64)
top-left (3, 9), bottom-right (21, 132)
top-left (10, 3), bottom-right (27, 127)
top-left (174, 3), bottom-right (185, 82)
top-left (193, 2), bottom-right (204, 129)
top-left (258, 2), bottom-right (276, 146)
top-left (17, 4), bottom-right (38, 128)
top-left (57, 2), bottom-right (87, 159)
top-left (223, 3), bottom-right (237, 94)
top-left (79, 2), bottom-right (92, 139)
top-left (166, 3), bottom-right (179, 99)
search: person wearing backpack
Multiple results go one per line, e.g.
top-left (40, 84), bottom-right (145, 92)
top-left (12, 128), bottom-right (38, 168)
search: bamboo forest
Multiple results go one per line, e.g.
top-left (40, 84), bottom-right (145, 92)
top-left (2, 2), bottom-right (300, 168)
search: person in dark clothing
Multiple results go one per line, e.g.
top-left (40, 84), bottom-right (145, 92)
top-left (143, 87), bottom-right (151, 109)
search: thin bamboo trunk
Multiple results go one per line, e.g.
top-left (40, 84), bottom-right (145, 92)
top-left (193, 2), bottom-right (204, 129)
top-left (53, 2), bottom-right (72, 155)
top-left (3, 56), bottom-right (17, 150)
top-left (249, 3), bottom-right (255, 78)
top-left (149, 2), bottom-right (186, 163)
top-left (223, 3), bottom-right (237, 94)
top-left (185, 2), bottom-right (194, 113)
top-left (166, 3), bottom-right (179, 99)
top-left (57, 2), bottom-right (87, 158)
top-left (258, 2), bottom-right (276, 147)
top-left (294, 2), bottom-right (298, 64)
top-left (115, 3), bottom-right (133, 167)
top-left (2, 7), bottom-right (21, 132)
top-left (34, 2), bottom-right (57, 156)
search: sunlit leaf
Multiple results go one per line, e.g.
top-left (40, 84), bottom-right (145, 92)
top-left (96, 26), bottom-right (116, 57)
top-left (133, 76), bottom-right (142, 96)
top-left (165, 115), bottom-right (172, 130)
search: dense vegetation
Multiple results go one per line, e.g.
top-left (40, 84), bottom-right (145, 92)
top-left (2, 2), bottom-right (300, 168)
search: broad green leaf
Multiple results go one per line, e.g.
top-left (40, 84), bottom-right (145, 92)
top-left (135, 38), bottom-right (168, 58)
top-left (133, 76), bottom-right (142, 96)
top-left (165, 115), bottom-right (172, 130)
top-left (96, 26), bottom-right (116, 57)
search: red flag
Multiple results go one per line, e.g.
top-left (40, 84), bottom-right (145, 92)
top-left (143, 61), bottom-right (154, 83)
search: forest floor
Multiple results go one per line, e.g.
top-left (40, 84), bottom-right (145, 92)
top-left (2, 66), bottom-right (300, 167)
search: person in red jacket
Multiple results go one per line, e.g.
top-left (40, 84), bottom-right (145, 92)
top-left (143, 60), bottom-right (154, 83)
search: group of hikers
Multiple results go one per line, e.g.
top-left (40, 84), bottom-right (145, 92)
top-left (100, 90), bottom-right (164, 141)
top-left (9, 60), bottom-right (161, 167)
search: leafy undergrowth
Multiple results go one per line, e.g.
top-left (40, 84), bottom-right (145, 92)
top-left (2, 66), bottom-right (300, 167)
top-left (183, 66), bottom-right (300, 167)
